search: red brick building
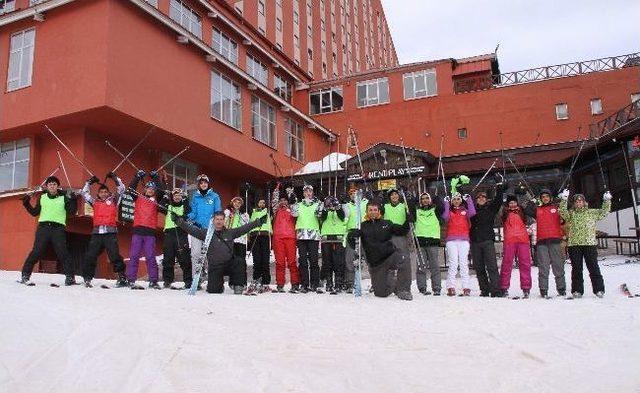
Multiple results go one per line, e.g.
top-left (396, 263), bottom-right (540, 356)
top-left (0, 0), bottom-right (637, 276)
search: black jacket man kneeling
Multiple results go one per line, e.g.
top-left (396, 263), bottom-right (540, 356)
top-left (347, 200), bottom-right (412, 300)
top-left (171, 211), bottom-right (266, 293)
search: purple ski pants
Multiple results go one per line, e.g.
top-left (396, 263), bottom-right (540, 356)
top-left (127, 234), bottom-right (158, 282)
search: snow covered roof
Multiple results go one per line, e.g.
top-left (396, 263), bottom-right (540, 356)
top-left (295, 152), bottom-right (351, 175)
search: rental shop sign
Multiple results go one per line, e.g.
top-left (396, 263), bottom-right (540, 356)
top-left (347, 166), bottom-right (425, 181)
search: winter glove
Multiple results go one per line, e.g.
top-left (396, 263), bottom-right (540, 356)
top-left (603, 191), bottom-right (612, 201)
top-left (559, 189), bottom-right (570, 200)
top-left (88, 175), bottom-right (100, 185)
top-left (149, 171), bottom-right (159, 179)
top-left (444, 196), bottom-right (451, 202)
top-left (462, 194), bottom-right (470, 201)
top-left (493, 172), bottom-right (505, 185)
top-left (135, 170), bottom-right (146, 179)
top-left (65, 189), bottom-right (76, 198)
top-left (106, 172), bottom-right (117, 180)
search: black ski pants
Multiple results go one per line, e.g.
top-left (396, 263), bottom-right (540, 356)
top-left (320, 241), bottom-right (345, 288)
top-left (297, 239), bottom-right (320, 289)
top-left (249, 235), bottom-right (271, 284)
top-left (83, 233), bottom-right (125, 280)
top-left (162, 229), bottom-right (192, 287)
top-left (568, 245), bottom-right (604, 295)
top-left (233, 243), bottom-right (248, 287)
top-left (368, 249), bottom-right (411, 297)
top-left (470, 240), bottom-right (501, 295)
top-left (207, 256), bottom-right (246, 293)
top-left (22, 223), bottom-right (74, 278)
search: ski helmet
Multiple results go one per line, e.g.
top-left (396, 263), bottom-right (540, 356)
top-left (145, 181), bottom-right (156, 189)
top-left (303, 184), bottom-right (314, 192)
top-left (171, 188), bottom-right (183, 196)
top-left (196, 174), bottom-right (210, 183)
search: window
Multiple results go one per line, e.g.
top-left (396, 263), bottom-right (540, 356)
top-left (293, 10), bottom-right (299, 24)
top-left (247, 54), bottom-right (268, 85)
top-left (307, 25), bottom-right (313, 37)
top-left (161, 154), bottom-right (198, 191)
top-left (307, 48), bottom-right (313, 60)
top-left (294, 35), bottom-right (300, 48)
top-left (458, 128), bottom-right (468, 139)
top-left (276, 18), bottom-right (283, 31)
top-left (0, 138), bottom-right (30, 192)
top-left (286, 118), bottom-right (304, 161)
top-left (632, 93), bottom-right (640, 103)
top-left (0, 0), bottom-right (16, 14)
top-left (258, 0), bottom-right (265, 15)
top-left (211, 71), bottom-right (242, 130)
top-left (212, 28), bottom-right (238, 64)
top-left (7, 28), bottom-right (36, 92)
top-left (274, 75), bottom-right (292, 102)
top-left (356, 77), bottom-right (389, 107)
top-left (29, 0), bottom-right (46, 5)
top-left (144, 0), bottom-right (158, 7)
top-left (403, 69), bottom-right (437, 100)
top-left (309, 86), bottom-right (343, 115)
top-left (251, 96), bottom-right (276, 148)
top-left (555, 103), bottom-right (569, 120)
top-left (590, 98), bottom-right (603, 115)
top-left (169, 0), bottom-right (202, 38)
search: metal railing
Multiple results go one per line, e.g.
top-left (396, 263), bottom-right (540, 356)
top-left (590, 100), bottom-right (640, 139)
top-left (455, 52), bottom-right (640, 93)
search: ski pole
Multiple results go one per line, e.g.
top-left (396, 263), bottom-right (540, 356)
top-left (106, 140), bottom-right (141, 172)
top-left (471, 158), bottom-right (499, 193)
top-left (56, 150), bottom-right (72, 188)
top-left (155, 145), bottom-right (191, 173)
top-left (437, 133), bottom-right (448, 196)
top-left (111, 127), bottom-right (154, 174)
top-left (45, 125), bottom-right (95, 177)
top-left (27, 167), bottom-right (60, 196)
top-left (594, 138), bottom-right (608, 191)
top-left (558, 138), bottom-right (587, 192)
top-left (498, 131), bottom-right (507, 178)
top-left (505, 155), bottom-right (535, 196)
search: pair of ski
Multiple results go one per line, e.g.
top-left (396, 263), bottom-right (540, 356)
top-left (620, 283), bottom-right (640, 298)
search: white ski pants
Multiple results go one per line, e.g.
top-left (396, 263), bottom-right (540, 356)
top-left (445, 240), bottom-right (471, 290)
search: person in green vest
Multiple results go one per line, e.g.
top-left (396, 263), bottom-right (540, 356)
top-left (248, 197), bottom-right (273, 292)
top-left (161, 188), bottom-right (192, 289)
top-left (383, 188), bottom-right (411, 294)
top-left (412, 192), bottom-right (444, 295)
top-left (319, 195), bottom-right (347, 294)
top-left (20, 175), bottom-right (78, 286)
top-left (224, 196), bottom-right (250, 294)
top-left (291, 184), bottom-right (323, 293)
top-left (343, 185), bottom-right (368, 293)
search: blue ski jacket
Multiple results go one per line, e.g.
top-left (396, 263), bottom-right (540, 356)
top-left (187, 188), bottom-right (222, 228)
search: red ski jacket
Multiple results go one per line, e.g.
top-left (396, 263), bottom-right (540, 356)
top-left (133, 197), bottom-right (158, 229)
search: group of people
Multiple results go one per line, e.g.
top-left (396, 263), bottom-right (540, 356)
top-left (17, 168), bottom-right (612, 301)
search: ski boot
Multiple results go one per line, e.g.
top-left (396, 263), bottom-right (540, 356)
top-left (462, 288), bottom-right (471, 297)
top-left (84, 279), bottom-right (93, 288)
top-left (18, 275), bottom-right (35, 286)
top-left (315, 285), bottom-right (325, 294)
top-left (522, 290), bottom-right (530, 299)
top-left (396, 291), bottom-right (413, 301)
top-left (300, 286), bottom-right (310, 294)
top-left (289, 284), bottom-right (300, 294)
top-left (163, 281), bottom-right (173, 289)
top-left (276, 286), bottom-right (285, 293)
top-left (65, 276), bottom-right (78, 286)
top-left (480, 291), bottom-right (490, 297)
top-left (233, 285), bottom-right (244, 295)
top-left (149, 281), bottom-right (161, 290)
top-left (130, 281), bottom-right (145, 290)
top-left (433, 290), bottom-right (441, 296)
top-left (344, 285), bottom-right (353, 294)
top-left (571, 292), bottom-right (583, 299)
top-left (447, 288), bottom-right (456, 297)
top-left (558, 290), bottom-right (566, 297)
top-left (259, 284), bottom-right (272, 294)
top-left (418, 287), bottom-right (429, 295)
top-left (115, 273), bottom-right (129, 288)
top-left (595, 291), bottom-right (604, 298)
top-left (243, 282), bottom-right (258, 296)
top-left (499, 290), bottom-right (509, 298)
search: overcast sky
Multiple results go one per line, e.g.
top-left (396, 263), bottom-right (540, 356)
top-left (380, 0), bottom-right (640, 72)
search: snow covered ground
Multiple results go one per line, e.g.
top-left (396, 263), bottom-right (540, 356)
top-left (1, 257), bottom-right (639, 393)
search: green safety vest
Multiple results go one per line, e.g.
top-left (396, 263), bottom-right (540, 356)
top-left (295, 202), bottom-right (320, 230)
top-left (229, 212), bottom-right (242, 228)
top-left (384, 202), bottom-right (406, 225)
top-left (321, 211), bottom-right (347, 236)
top-left (250, 208), bottom-right (272, 233)
top-left (164, 204), bottom-right (184, 230)
top-left (346, 199), bottom-right (368, 230)
top-left (39, 194), bottom-right (67, 225)
top-left (415, 207), bottom-right (440, 239)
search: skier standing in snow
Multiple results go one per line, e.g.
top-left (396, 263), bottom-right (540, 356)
top-left (499, 195), bottom-right (533, 298)
top-left (224, 196), bottom-right (250, 294)
top-left (248, 197), bottom-right (273, 292)
top-left (319, 195), bottom-right (347, 293)
top-left (80, 172), bottom-right (128, 288)
top-left (442, 176), bottom-right (476, 296)
top-left (559, 190), bottom-right (611, 298)
top-left (187, 174), bottom-right (221, 287)
top-left (271, 183), bottom-right (300, 293)
top-left (291, 185), bottom-right (323, 293)
top-left (126, 170), bottom-right (164, 289)
top-left (412, 191), bottom-right (443, 295)
top-left (469, 174), bottom-right (505, 297)
top-left (383, 189), bottom-right (411, 267)
top-left (343, 186), bottom-right (368, 293)
top-left (524, 189), bottom-right (566, 298)
top-left (172, 211), bottom-right (266, 294)
top-left (348, 200), bottom-right (412, 300)
top-left (161, 188), bottom-right (192, 289)
top-left (20, 176), bottom-right (78, 286)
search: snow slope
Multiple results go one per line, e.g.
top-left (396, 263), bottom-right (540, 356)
top-left (1, 259), bottom-right (639, 393)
